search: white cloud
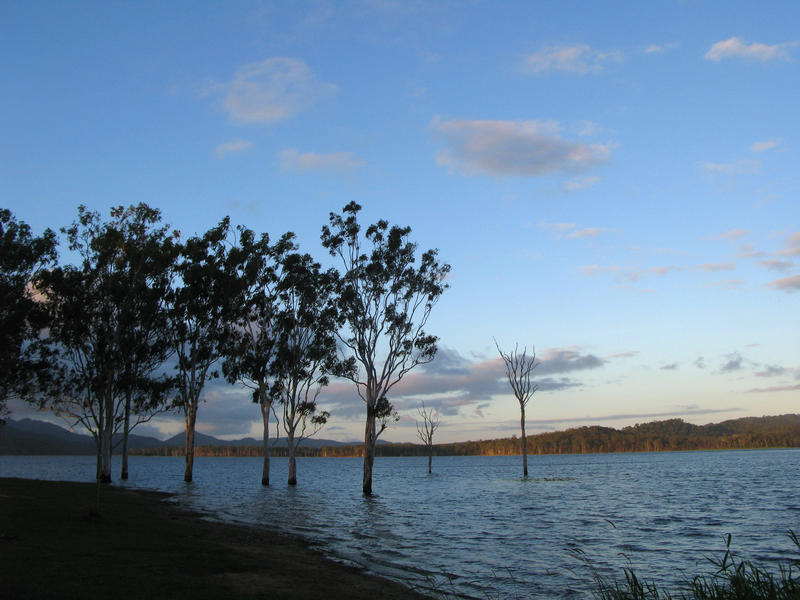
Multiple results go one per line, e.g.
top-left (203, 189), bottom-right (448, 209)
top-left (700, 159), bottom-right (761, 176)
top-left (705, 37), bottom-right (799, 62)
top-left (708, 229), bottom-right (749, 241)
top-left (215, 139), bottom-right (253, 159)
top-left (567, 227), bottom-right (610, 239)
top-left (278, 149), bottom-right (365, 173)
top-left (564, 175), bottom-right (601, 192)
top-left (696, 263), bottom-right (736, 272)
top-left (431, 118), bottom-right (612, 177)
top-left (645, 42), bottom-right (680, 55)
top-left (521, 44), bottom-right (622, 74)
top-left (215, 57), bottom-right (337, 125)
top-left (765, 274), bottom-right (800, 293)
top-left (751, 139), bottom-right (783, 153)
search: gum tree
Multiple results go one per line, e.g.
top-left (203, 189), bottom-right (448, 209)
top-left (495, 339), bottom-right (538, 476)
top-left (0, 209), bottom-right (57, 425)
top-left (321, 202), bottom-right (450, 495)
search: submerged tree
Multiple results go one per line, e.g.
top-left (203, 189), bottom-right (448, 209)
top-left (0, 209), bottom-right (57, 425)
top-left (169, 218), bottom-right (247, 483)
top-left (495, 339), bottom-right (538, 476)
top-left (271, 250), bottom-right (352, 485)
top-left (321, 202), bottom-right (450, 495)
top-left (221, 228), bottom-right (281, 486)
top-left (416, 401), bottom-right (441, 474)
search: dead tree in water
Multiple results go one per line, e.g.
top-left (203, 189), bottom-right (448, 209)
top-left (416, 402), bottom-right (441, 474)
top-left (495, 339), bottom-right (538, 476)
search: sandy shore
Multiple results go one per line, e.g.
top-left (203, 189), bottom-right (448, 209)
top-left (0, 477), bottom-right (434, 600)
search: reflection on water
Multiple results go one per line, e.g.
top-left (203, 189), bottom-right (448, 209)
top-left (2, 450), bottom-right (799, 599)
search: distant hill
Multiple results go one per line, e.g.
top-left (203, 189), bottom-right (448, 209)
top-left (4, 414), bottom-right (800, 457)
top-left (0, 418), bottom-right (350, 455)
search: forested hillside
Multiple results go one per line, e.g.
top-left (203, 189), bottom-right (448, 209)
top-left (130, 414), bottom-right (800, 458)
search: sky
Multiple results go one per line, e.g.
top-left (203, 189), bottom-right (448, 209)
top-left (2, 1), bottom-right (798, 445)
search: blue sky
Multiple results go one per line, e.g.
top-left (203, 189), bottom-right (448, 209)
top-left (3, 1), bottom-right (798, 444)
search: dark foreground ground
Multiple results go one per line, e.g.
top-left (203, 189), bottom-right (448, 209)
top-left (0, 477), bottom-right (432, 600)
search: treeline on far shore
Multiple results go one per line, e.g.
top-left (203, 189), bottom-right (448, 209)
top-left (130, 414), bottom-right (800, 458)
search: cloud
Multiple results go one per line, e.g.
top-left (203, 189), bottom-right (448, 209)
top-left (536, 348), bottom-right (606, 375)
top-left (564, 176), bottom-right (601, 192)
top-left (720, 353), bottom-right (743, 373)
top-left (431, 118), bottom-right (612, 177)
top-left (696, 263), bottom-right (736, 272)
top-left (645, 42), bottom-right (680, 55)
top-left (708, 229), bottom-right (749, 241)
top-left (705, 37), bottom-right (799, 62)
top-left (765, 275), bottom-right (800, 293)
top-left (278, 149), bottom-right (365, 173)
top-left (776, 232), bottom-right (800, 257)
top-left (539, 222), bottom-right (577, 233)
top-left (754, 365), bottom-right (787, 377)
top-left (213, 57), bottom-right (337, 125)
top-left (760, 259), bottom-right (794, 272)
top-left (215, 139), bottom-right (253, 159)
top-left (608, 351), bottom-right (639, 359)
top-left (700, 159), bottom-right (761, 176)
top-left (705, 279), bottom-right (745, 290)
top-left (567, 227), bottom-right (611, 239)
top-left (660, 363), bottom-right (679, 371)
top-left (521, 44), bottom-right (622, 74)
top-left (751, 139), bottom-right (783, 153)
top-left (694, 357), bottom-right (706, 369)
top-left (746, 384), bottom-right (800, 393)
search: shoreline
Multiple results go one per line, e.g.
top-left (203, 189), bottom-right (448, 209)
top-left (0, 477), bottom-right (434, 599)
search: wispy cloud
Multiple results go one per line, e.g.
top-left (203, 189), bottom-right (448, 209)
top-left (211, 57), bottom-right (337, 125)
top-left (751, 139), bottom-right (783, 153)
top-left (705, 37), bottom-right (799, 62)
top-left (431, 118), bottom-right (612, 177)
top-left (540, 222), bottom-right (611, 239)
top-left (696, 263), bottom-right (736, 272)
top-left (746, 384), bottom-right (800, 393)
top-left (700, 159), bottom-right (760, 176)
top-left (564, 175), bottom-right (601, 192)
top-left (278, 149), bottom-right (365, 173)
top-left (776, 232), bottom-right (800, 257)
top-left (521, 44), bottom-right (623, 74)
top-left (754, 365), bottom-right (787, 377)
top-left (765, 274), bottom-right (800, 293)
top-left (660, 363), bottom-right (679, 371)
top-left (708, 229), bottom-right (749, 241)
top-left (215, 139), bottom-right (253, 159)
top-left (705, 279), bottom-right (745, 290)
top-left (644, 42), bottom-right (680, 55)
top-left (760, 259), bottom-right (794, 272)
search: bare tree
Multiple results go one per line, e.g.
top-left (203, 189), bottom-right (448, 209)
top-left (495, 339), bottom-right (538, 476)
top-left (416, 401), bottom-right (441, 474)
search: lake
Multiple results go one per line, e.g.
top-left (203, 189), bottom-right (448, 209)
top-left (2, 450), bottom-right (799, 599)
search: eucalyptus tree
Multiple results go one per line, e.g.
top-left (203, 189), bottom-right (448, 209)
top-left (321, 202), bottom-right (450, 495)
top-left (271, 250), bottom-right (353, 486)
top-left (415, 401), bottom-right (441, 474)
top-left (35, 204), bottom-right (176, 482)
top-left (0, 209), bottom-right (57, 425)
top-left (170, 218), bottom-right (252, 483)
top-left (221, 228), bottom-right (282, 486)
top-left (495, 340), bottom-right (538, 476)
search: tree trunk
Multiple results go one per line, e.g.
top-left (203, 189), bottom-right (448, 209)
top-left (287, 429), bottom-right (297, 486)
top-left (363, 404), bottom-right (377, 495)
top-left (260, 399), bottom-right (270, 486)
top-left (520, 405), bottom-right (528, 477)
top-left (99, 390), bottom-right (113, 483)
top-left (184, 404), bottom-right (196, 483)
top-left (427, 450), bottom-right (432, 474)
top-left (121, 393), bottom-right (131, 480)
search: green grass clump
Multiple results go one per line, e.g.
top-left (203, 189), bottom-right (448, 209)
top-left (584, 532), bottom-right (800, 600)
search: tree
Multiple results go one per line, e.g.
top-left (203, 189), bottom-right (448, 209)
top-left (36, 204), bottom-right (176, 482)
top-left (415, 401), bottom-right (441, 474)
top-left (495, 339), bottom-right (538, 476)
top-left (270, 250), bottom-right (352, 485)
top-left (221, 228), bottom-right (281, 486)
top-left (321, 202), bottom-right (450, 495)
top-left (170, 218), bottom-right (248, 483)
top-left (0, 209), bottom-right (57, 425)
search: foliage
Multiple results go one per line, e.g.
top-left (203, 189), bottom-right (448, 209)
top-left (0, 208), bottom-right (57, 424)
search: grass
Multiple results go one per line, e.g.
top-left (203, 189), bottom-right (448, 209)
top-left (577, 532), bottom-right (800, 600)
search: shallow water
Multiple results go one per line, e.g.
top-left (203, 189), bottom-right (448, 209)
top-left (2, 450), bottom-right (799, 599)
